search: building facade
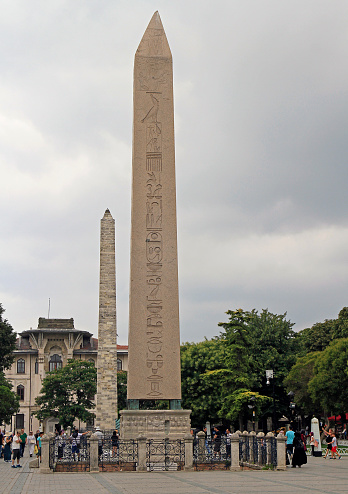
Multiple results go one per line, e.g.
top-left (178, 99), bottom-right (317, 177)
top-left (4, 318), bottom-right (128, 433)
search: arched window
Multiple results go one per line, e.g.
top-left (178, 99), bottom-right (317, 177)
top-left (49, 354), bottom-right (62, 372)
top-left (17, 359), bottom-right (25, 374)
top-left (17, 385), bottom-right (24, 401)
top-left (117, 358), bottom-right (122, 371)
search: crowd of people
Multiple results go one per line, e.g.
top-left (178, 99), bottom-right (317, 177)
top-left (0, 428), bottom-right (43, 468)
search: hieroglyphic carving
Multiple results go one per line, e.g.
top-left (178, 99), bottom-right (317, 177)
top-left (142, 91), bottom-right (164, 397)
top-left (138, 61), bottom-right (169, 92)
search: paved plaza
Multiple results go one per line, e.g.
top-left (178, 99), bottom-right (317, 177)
top-left (0, 453), bottom-right (347, 494)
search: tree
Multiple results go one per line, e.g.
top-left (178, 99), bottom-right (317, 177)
top-left (284, 352), bottom-right (321, 415)
top-left (0, 303), bottom-right (17, 372)
top-left (308, 338), bottom-right (348, 416)
top-left (219, 389), bottom-right (271, 430)
top-left (33, 359), bottom-right (97, 429)
top-left (217, 309), bottom-right (299, 427)
top-left (0, 372), bottom-right (20, 424)
top-left (181, 338), bottom-right (225, 427)
top-left (117, 370), bottom-right (127, 412)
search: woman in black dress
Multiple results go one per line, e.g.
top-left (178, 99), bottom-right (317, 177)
top-left (292, 431), bottom-right (307, 468)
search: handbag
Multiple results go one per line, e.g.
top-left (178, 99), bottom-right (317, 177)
top-left (34, 444), bottom-right (38, 455)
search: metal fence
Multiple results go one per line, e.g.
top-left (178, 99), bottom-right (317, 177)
top-left (49, 436), bottom-right (90, 472)
top-left (99, 434), bottom-right (138, 471)
top-left (193, 435), bottom-right (231, 470)
top-left (146, 439), bottom-right (185, 471)
top-left (239, 433), bottom-right (277, 469)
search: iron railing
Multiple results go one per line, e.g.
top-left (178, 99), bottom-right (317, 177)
top-left (146, 439), bottom-right (185, 471)
top-left (99, 434), bottom-right (138, 471)
top-left (239, 434), bottom-right (277, 469)
top-left (193, 435), bottom-right (230, 470)
top-left (49, 436), bottom-right (90, 472)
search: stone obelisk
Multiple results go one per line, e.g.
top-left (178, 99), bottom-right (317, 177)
top-left (127, 12), bottom-right (182, 403)
top-left (95, 209), bottom-right (118, 430)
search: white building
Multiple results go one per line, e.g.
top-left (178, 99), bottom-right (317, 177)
top-left (4, 317), bottom-right (128, 433)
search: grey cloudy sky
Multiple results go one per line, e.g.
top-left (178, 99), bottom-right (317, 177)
top-left (1, 0), bottom-right (348, 344)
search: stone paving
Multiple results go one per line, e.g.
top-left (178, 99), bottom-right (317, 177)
top-left (1, 451), bottom-right (347, 494)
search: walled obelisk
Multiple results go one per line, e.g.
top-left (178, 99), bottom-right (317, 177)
top-left (127, 12), bottom-right (182, 404)
top-left (95, 209), bottom-right (118, 430)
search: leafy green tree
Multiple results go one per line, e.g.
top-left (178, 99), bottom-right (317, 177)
top-left (181, 338), bottom-right (224, 427)
top-left (33, 359), bottom-right (97, 429)
top-left (219, 389), bottom-right (271, 430)
top-left (297, 307), bottom-right (348, 354)
top-left (0, 372), bottom-right (20, 424)
top-left (308, 338), bottom-right (348, 416)
top-left (284, 352), bottom-right (321, 415)
top-left (117, 370), bottom-right (127, 413)
top-left (0, 303), bottom-right (17, 372)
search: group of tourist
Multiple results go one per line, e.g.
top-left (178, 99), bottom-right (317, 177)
top-left (0, 428), bottom-right (43, 468)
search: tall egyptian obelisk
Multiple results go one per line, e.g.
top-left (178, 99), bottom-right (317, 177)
top-left (96, 209), bottom-right (118, 429)
top-left (127, 11), bottom-right (181, 403)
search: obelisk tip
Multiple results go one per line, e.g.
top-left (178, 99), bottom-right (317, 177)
top-left (136, 11), bottom-right (171, 58)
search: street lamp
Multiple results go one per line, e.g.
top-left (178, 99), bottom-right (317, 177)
top-left (266, 370), bottom-right (276, 432)
top-left (248, 396), bottom-right (256, 431)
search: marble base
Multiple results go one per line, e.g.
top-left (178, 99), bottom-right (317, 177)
top-left (119, 409), bottom-right (191, 440)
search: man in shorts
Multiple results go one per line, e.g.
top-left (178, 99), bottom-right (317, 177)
top-left (286, 425), bottom-right (295, 459)
top-left (323, 427), bottom-right (333, 459)
top-left (328, 432), bottom-right (342, 460)
top-left (11, 431), bottom-right (22, 468)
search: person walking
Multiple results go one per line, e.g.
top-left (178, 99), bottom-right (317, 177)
top-left (323, 427), bottom-right (333, 459)
top-left (27, 431), bottom-right (36, 457)
top-left (19, 429), bottom-right (27, 458)
top-left (3, 434), bottom-right (12, 462)
top-left (11, 431), bottom-right (22, 469)
top-left (309, 432), bottom-right (315, 456)
top-left (285, 425), bottom-right (295, 460)
top-left (292, 431), bottom-right (307, 468)
top-left (328, 432), bottom-right (342, 460)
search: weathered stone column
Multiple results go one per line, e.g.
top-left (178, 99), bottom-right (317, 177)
top-left (89, 433), bottom-right (99, 473)
top-left (276, 433), bottom-right (287, 470)
top-left (230, 431), bottom-right (240, 471)
top-left (96, 209), bottom-right (117, 430)
top-left (184, 434), bottom-right (194, 470)
top-left (136, 436), bottom-right (147, 471)
top-left (40, 433), bottom-right (53, 474)
top-left (196, 431), bottom-right (206, 462)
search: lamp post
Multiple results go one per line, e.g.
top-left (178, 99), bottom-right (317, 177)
top-left (266, 370), bottom-right (276, 432)
top-left (248, 396), bottom-right (256, 431)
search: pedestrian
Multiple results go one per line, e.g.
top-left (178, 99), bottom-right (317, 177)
top-left (11, 431), bottom-right (22, 469)
top-left (19, 428), bottom-right (27, 458)
top-left (323, 426), bottom-right (333, 459)
top-left (225, 429), bottom-right (232, 458)
top-left (95, 427), bottom-right (103, 458)
top-left (111, 430), bottom-right (119, 457)
top-left (285, 425), bottom-right (295, 460)
top-left (27, 431), bottom-right (36, 457)
top-left (212, 426), bottom-right (221, 459)
top-left (309, 432), bottom-right (315, 456)
top-left (203, 427), bottom-right (211, 455)
top-left (292, 431), bottom-right (307, 468)
top-left (328, 432), bottom-right (342, 460)
top-left (3, 433), bottom-right (12, 462)
top-left (36, 431), bottom-right (43, 463)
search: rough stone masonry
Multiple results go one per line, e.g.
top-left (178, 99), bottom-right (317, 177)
top-left (95, 209), bottom-right (118, 429)
top-left (127, 11), bottom-right (182, 401)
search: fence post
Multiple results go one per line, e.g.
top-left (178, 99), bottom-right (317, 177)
top-left (40, 433), bottom-right (53, 474)
top-left (137, 436), bottom-right (147, 472)
top-left (230, 431), bottom-right (240, 471)
top-left (196, 431), bottom-right (205, 462)
top-left (184, 433), bottom-right (193, 470)
top-left (276, 433), bottom-right (287, 470)
top-left (266, 432), bottom-right (274, 465)
top-left (89, 433), bottom-right (99, 473)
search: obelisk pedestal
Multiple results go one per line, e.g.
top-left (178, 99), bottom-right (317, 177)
top-left (120, 11), bottom-right (190, 439)
top-left (95, 209), bottom-right (118, 430)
